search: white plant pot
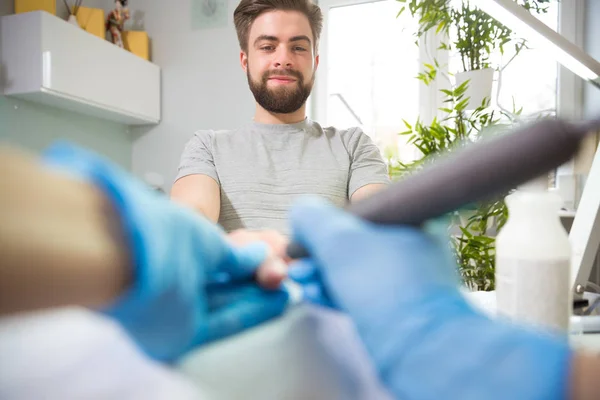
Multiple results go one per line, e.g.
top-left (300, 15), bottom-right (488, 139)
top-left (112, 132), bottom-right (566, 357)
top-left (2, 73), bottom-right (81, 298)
top-left (67, 14), bottom-right (80, 27)
top-left (454, 68), bottom-right (494, 110)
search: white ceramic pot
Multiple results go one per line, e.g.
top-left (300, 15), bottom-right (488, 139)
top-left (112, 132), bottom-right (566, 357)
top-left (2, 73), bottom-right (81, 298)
top-left (67, 14), bottom-right (80, 27)
top-left (454, 68), bottom-right (494, 110)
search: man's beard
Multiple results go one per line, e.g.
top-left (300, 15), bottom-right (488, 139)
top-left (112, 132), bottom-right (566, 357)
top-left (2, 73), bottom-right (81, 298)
top-left (247, 67), bottom-right (314, 114)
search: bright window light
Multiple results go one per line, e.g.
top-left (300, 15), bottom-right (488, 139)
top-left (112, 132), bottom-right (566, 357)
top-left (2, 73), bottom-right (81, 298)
top-left (470, 0), bottom-right (600, 85)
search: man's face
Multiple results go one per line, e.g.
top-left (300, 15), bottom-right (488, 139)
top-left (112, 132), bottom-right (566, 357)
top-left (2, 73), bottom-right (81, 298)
top-left (241, 10), bottom-right (319, 114)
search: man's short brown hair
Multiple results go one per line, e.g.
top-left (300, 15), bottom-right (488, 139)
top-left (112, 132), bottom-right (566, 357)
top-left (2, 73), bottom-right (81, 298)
top-left (233, 0), bottom-right (323, 53)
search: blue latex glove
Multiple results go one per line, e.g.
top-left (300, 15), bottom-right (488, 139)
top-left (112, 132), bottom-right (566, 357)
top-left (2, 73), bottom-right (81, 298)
top-left (42, 142), bottom-right (289, 362)
top-left (289, 198), bottom-right (573, 400)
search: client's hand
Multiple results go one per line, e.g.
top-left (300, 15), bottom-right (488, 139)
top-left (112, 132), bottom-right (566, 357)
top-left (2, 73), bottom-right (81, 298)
top-left (289, 197), bottom-right (572, 400)
top-left (43, 143), bottom-right (289, 362)
top-left (227, 229), bottom-right (290, 290)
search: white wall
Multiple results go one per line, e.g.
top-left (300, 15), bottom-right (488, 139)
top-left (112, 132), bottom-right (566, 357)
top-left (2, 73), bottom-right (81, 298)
top-left (127, 0), bottom-right (255, 189)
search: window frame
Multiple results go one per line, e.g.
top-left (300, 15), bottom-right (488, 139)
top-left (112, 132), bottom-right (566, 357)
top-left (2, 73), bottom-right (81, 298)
top-left (555, 0), bottom-right (586, 176)
top-left (313, 0), bottom-right (583, 135)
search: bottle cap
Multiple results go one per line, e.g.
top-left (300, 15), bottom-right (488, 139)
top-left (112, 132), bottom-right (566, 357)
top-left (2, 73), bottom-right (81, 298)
top-left (518, 175), bottom-right (548, 192)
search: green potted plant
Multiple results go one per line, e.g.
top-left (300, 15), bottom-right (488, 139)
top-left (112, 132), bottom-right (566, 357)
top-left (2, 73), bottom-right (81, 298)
top-left (388, 0), bottom-right (553, 290)
top-left (386, 78), bottom-right (519, 291)
top-left (398, 0), bottom-right (552, 107)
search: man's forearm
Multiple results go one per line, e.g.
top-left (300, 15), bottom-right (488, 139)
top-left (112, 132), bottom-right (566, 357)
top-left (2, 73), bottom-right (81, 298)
top-left (0, 147), bottom-right (132, 315)
top-left (170, 174), bottom-right (221, 223)
top-left (570, 351), bottom-right (600, 400)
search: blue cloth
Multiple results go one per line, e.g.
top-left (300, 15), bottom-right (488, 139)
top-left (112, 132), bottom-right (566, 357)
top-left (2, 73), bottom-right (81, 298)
top-left (43, 142), bottom-right (289, 362)
top-left (289, 197), bottom-right (573, 400)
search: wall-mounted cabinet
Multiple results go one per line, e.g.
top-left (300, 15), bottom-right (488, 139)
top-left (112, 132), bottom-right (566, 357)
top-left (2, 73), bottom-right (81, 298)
top-left (0, 11), bottom-right (161, 125)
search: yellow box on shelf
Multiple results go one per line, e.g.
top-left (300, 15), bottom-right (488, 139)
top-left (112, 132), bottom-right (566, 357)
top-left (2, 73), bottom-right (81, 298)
top-left (123, 31), bottom-right (150, 61)
top-left (15, 0), bottom-right (56, 15)
top-left (74, 6), bottom-right (105, 39)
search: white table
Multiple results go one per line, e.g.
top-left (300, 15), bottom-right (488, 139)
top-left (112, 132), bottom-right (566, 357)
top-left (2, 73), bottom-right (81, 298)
top-left (1, 305), bottom-right (597, 400)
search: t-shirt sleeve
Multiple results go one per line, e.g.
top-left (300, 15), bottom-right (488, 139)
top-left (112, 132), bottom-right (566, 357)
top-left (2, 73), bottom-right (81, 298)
top-left (174, 130), bottom-right (220, 184)
top-left (345, 128), bottom-right (390, 197)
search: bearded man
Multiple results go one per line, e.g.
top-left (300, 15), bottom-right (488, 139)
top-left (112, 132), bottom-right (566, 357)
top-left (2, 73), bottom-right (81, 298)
top-left (171, 0), bottom-right (389, 240)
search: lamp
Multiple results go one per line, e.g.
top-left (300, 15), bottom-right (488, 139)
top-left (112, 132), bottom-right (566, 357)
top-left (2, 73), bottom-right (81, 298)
top-left (470, 0), bottom-right (600, 87)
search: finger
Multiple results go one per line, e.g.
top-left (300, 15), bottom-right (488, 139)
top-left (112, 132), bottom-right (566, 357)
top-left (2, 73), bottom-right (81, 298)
top-left (286, 260), bottom-right (333, 308)
top-left (226, 230), bottom-right (289, 287)
top-left (209, 241), bottom-right (269, 283)
top-left (256, 230), bottom-right (291, 262)
top-left (194, 289), bottom-right (289, 345)
top-left (220, 243), bottom-right (288, 289)
top-left (228, 229), bottom-right (291, 264)
top-left (255, 256), bottom-right (288, 289)
top-left (300, 281), bottom-right (333, 308)
top-left (287, 260), bottom-right (320, 283)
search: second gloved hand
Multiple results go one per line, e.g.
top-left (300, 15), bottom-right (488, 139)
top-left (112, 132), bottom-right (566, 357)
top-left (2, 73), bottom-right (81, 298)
top-left (289, 198), bottom-right (572, 400)
top-left (43, 143), bottom-right (289, 362)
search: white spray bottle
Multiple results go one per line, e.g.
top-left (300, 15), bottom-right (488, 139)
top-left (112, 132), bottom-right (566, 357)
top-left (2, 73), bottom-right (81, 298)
top-left (495, 176), bottom-right (571, 332)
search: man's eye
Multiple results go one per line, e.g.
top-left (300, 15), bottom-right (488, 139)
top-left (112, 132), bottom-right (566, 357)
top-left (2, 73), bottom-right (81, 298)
top-left (294, 46), bottom-right (307, 52)
top-left (261, 46), bottom-right (274, 51)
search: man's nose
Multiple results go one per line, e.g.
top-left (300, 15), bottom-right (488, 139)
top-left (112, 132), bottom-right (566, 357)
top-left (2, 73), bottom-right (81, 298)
top-left (273, 47), bottom-right (293, 69)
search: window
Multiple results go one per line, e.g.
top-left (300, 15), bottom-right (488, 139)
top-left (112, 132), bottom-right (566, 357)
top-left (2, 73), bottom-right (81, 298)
top-left (316, 0), bottom-right (425, 160)
top-left (315, 0), bottom-right (575, 166)
top-left (448, 2), bottom-right (559, 119)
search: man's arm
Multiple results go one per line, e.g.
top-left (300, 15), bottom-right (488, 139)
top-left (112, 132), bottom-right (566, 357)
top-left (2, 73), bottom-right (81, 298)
top-left (171, 174), bottom-right (221, 223)
top-left (351, 183), bottom-right (387, 203)
top-left (172, 131), bottom-right (221, 222)
top-left (345, 128), bottom-right (390, 203)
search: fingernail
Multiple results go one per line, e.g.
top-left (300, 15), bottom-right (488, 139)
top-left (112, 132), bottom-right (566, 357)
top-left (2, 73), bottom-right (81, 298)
top-left (269, 258), bottom-right (288, 278)
top-left (256, 256), bottom-right (288, 289)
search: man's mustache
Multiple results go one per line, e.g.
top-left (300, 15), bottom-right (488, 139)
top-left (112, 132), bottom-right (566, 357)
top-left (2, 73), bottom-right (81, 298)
top-left (263, 70), bottom-right (303, 80)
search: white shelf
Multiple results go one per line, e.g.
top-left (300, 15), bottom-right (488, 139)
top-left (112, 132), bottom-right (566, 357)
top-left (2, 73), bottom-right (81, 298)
top-left (0, 11), bottom-right (160, 125)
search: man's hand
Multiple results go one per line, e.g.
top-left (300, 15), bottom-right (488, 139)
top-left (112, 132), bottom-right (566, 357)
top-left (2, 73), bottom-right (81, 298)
top-left (227, 229), bottom-right (290, 290)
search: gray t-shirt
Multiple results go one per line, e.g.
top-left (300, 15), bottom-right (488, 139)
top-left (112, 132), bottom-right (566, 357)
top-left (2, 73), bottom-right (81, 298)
top-left (175, 119), bottom-right (390, 235)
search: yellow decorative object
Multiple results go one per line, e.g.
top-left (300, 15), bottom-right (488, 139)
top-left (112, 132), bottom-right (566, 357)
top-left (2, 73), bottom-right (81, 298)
top-left (74, 6), bottom-right (105, 39)
top-left (123, 31), bottom-right (150, 61)
top-left (15, 0), bottom-right (56, 15)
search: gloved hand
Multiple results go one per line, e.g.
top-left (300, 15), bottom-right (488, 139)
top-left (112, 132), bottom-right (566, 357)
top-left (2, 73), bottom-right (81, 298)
top-left (42, 142), bottom-right (289, 362)
top-left (289, 198), bottom-right (573, 400)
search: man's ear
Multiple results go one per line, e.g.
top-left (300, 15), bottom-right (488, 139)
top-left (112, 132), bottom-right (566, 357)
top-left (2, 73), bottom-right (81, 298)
top-left (240, 51), bottom-right (248, 73)
top-left (314, 54), bottom-right (320, 71)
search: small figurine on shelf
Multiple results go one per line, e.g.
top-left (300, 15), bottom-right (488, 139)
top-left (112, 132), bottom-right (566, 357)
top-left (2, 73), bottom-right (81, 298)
top-left (106, 0), bottom-right (130, 48)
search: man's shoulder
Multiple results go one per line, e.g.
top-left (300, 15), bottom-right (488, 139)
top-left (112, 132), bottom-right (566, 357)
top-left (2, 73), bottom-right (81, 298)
top-left (188, 128), bottom-right (243, 147)
top-left (317, 124), bottom-right (369, 145)
top-left (191, 128), bottom-right (235, 140)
